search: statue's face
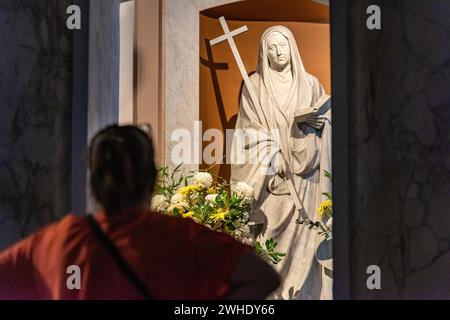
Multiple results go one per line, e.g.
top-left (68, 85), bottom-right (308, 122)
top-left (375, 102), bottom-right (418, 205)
top-left (267, 32), bottom-right (291, 70)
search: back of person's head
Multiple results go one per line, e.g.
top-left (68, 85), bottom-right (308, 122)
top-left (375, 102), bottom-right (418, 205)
top-left (89, 125), bottom-right (157, 215)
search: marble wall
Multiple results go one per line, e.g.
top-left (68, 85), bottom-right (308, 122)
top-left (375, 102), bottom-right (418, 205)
top-left (0, 0), bottom-right (72, 249)
top-left (162, 0), bottom-right (245, 171)
top-left (135, 0), bottom-right (163, 165)
top-left (88, 0), bottom-right (120, 142)
top-left (86, 0), bottom-right (121, 212)
top-left (347, 0), bottom-right (450, 299)
top-left (0, 0), bottom-right (122, 245)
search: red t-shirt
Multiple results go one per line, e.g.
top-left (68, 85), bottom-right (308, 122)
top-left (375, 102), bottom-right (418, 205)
top-left (0, 207), bottom-right (251, 300)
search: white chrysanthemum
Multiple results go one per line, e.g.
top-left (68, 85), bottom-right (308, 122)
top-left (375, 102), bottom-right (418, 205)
top-left (151, 195), bottom-right (168, 212)
top-left (241, 237), bottom-right (253, 245)
top-left (231, 182), bottom-right (254, 203)
top-left (190, 192), bottom-right (200, 202)
top-left (205, 193), bottom-right (218, 203)
top-left (193, 172), bottom-right (213, 188)
top-left (326, 217), bottom-right (333, 230)
top-left (170, 193), bottom-right (184, 204)
top-left (237, 223), bottom-right (250, 237)
top-left (233, 230), bottom-right (242, 239)
top-left (231, 223), bottom-right (252, 243)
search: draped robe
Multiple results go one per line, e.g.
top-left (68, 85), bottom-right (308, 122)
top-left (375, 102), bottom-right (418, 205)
top-left (230, 26), bottom-right (332, 300)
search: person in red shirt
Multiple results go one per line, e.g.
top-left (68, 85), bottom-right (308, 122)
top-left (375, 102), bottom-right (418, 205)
top-left (0, 125), bottom-right (280, 300)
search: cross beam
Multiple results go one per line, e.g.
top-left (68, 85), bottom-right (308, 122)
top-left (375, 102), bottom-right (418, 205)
top-left (210, 17), bottom-right (267, 127)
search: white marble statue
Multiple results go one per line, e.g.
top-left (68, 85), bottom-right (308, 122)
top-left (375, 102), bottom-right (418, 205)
top-left (231, 26), bottom-right (332, 300)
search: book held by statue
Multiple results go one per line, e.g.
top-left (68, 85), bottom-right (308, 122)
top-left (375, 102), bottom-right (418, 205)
top-left (294, 95), bottom-right (331, 122)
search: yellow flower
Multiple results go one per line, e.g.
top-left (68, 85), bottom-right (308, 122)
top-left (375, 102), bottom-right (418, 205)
top-left (317, 199), bottom-right (333, 217)
top-left (207, 187), bottom-right (217, 194)
top-left (211, 208), bottom-right (228, 223)
top-left (182, 212), bottom-right (194, 219)
top-left (177, 185), bottom-right (200, 195)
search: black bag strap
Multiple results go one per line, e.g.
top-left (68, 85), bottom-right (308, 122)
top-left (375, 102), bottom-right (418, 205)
top-left (84, 215), bottom-right (153, 300)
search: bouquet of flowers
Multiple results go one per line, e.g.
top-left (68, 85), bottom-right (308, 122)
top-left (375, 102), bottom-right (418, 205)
top-left (151, 165), bottom-right (253, 244)
top-left (151, 165), bottom-right (286, 264)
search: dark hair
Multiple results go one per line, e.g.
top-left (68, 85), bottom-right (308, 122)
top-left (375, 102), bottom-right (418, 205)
top-left (89, 125), bottom-right (157, 215)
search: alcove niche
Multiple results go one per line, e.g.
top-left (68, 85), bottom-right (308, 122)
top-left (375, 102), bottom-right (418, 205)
top-left (199, 0), bottom-right (330, 180)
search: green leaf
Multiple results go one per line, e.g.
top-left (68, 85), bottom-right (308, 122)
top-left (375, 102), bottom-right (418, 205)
top-left (171, 163), bottom-right (183, 180)
top-left (254, 241), bottom-right (263, 253)
top-left (322, 192), bottom-right (332, 200)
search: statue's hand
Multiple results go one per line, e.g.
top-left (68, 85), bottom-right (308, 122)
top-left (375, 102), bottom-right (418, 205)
top-left (306, 114), bottom-right (326, 130)
top-left (273, 151), bottom-right (288, 178)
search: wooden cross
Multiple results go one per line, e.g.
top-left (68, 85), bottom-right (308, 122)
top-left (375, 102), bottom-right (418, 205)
top-left (210, 16), bottom-right (267, 127)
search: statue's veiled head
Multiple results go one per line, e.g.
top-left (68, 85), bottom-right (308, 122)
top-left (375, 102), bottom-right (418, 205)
top-left (256, 25), bottom-right (313, 108)
top-left (266, 31), bottom-right (291, 71)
